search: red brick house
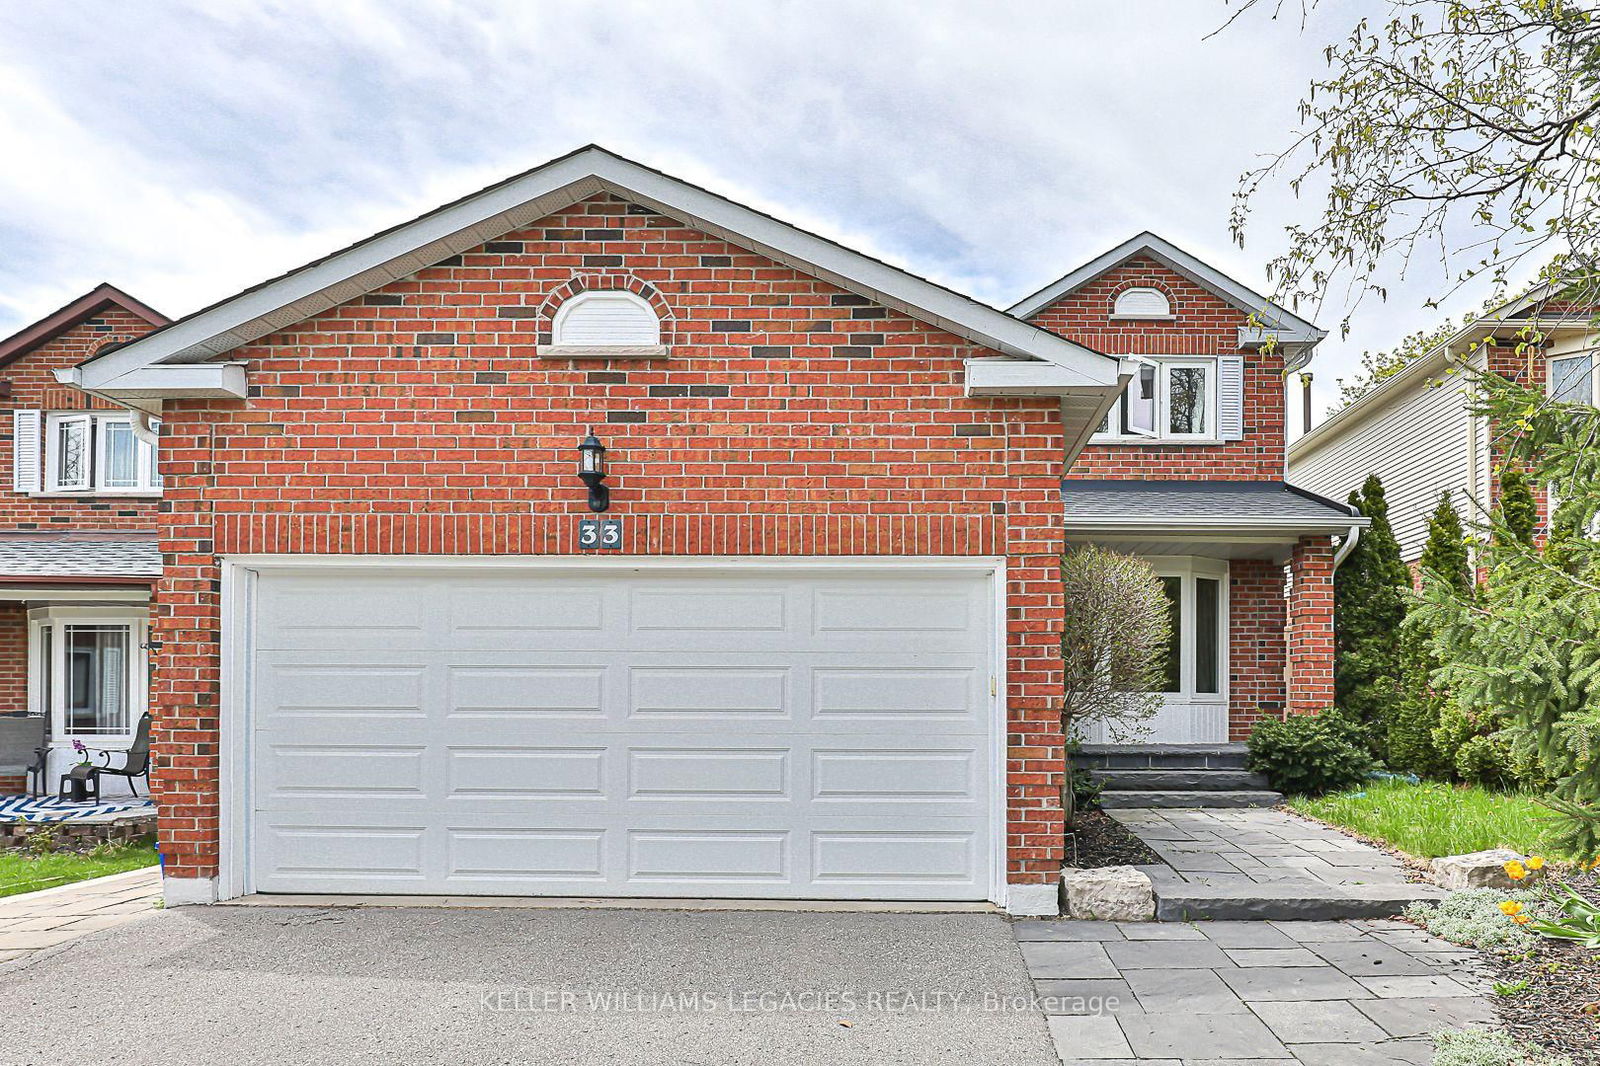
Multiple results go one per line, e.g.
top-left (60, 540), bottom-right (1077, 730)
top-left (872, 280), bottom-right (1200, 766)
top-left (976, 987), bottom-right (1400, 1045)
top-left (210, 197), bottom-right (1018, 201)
top-left (0, 285), bottom-right (168, 794)
top-left (56, 147), bottom-right (1360, 914)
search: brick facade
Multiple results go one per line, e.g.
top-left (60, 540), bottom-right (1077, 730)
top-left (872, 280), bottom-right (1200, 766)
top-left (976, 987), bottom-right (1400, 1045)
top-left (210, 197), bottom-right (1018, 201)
top-left (0, 311), bottom-right (164, 530)
top-left (151, 194), bottom-right (1072, 889)
top-left (1032, 257), bottom-right (1286, 481)
top-left (0, 310), bottom-right (163, 741)
top-left (1025, 257), bottom-right (1333, 734)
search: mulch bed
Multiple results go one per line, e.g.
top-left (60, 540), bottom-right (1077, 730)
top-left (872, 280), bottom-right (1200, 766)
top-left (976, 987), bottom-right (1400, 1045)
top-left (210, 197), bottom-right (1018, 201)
top-left (1482, 876), bottom-right (1600, 1066)
top-left (1063, 809), bottom-right (1161, 869)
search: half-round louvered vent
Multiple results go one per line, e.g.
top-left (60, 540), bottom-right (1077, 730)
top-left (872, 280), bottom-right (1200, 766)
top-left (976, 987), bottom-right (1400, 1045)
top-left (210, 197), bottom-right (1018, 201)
top-left (1112, 287), bottom-right (1171, 318)
top-left (552, 291), bottom-right (661, 345)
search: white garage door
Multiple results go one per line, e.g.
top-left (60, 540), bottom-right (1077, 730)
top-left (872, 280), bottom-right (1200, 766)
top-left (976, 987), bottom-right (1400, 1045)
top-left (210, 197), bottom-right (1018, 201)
top-left (244, 565), bottom-right (998, 900)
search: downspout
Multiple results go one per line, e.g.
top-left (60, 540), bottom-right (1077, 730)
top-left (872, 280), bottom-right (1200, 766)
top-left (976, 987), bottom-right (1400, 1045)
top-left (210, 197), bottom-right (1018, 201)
top-left (130, 411), bottom-right (159, 447)
top-left (1332, 522), bottom-right (1361, 569)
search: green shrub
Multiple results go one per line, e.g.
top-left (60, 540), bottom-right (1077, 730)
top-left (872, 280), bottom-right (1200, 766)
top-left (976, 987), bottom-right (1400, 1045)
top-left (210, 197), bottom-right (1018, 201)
top-left (1404, 887), bottom-right (1546, 953)
top-left (1246, 709), bottom-right (1377, 796)
top-left (1432, 1027), bottom-right (1572, 1066)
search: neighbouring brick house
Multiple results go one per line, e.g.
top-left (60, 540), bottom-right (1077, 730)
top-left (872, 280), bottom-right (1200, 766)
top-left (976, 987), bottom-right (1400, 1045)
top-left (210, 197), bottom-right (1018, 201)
top-left (0, 285), bottom-right (168, 794)
top-left (1290, 288), bottom-right (1593, 560)
top-left (56, 147), bottom-right (1361, 914)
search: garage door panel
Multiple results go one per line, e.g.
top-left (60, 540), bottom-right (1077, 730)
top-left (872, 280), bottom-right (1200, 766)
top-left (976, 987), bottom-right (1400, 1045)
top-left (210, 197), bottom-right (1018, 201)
top-left (257, 579), bottom-right (428, 651)
top-left (629, 585), bottom-right (789, 632)
top-left (446, 828), bottom-right (607, 882)
top-left (255, 661), bottom-right (429, 723)
top-left (247, 566), bottom-right (996, 900)
top-left (444, 746), bottom-right (607, 798)
top-left (626, 830), bottom-right (791, 884)
top-left (446, 665), bottom-right (608, 720)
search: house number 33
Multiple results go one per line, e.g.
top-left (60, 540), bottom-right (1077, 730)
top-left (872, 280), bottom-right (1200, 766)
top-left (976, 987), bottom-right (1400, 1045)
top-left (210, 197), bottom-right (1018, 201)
top-left (578, 518), bottom-right (622, 551)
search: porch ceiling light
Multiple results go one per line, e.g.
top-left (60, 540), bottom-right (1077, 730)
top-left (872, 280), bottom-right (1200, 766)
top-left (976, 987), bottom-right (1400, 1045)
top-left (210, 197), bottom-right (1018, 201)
top-left (577, 431), bottom-right (610, 513)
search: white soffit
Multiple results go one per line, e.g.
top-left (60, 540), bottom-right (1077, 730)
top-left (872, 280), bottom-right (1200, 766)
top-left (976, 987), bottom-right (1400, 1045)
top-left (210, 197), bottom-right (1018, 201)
top-left (76, 146), bottom-right (1120, 390)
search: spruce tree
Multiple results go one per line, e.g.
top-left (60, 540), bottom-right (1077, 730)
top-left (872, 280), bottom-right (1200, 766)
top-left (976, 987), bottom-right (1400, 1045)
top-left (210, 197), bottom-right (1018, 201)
top-left (1389, 493), bottom-right (1470, 777)
top-left (1334, 474), bottom-right (1409, 751)
top-left (1496, 467), bottom-right (1538, 546)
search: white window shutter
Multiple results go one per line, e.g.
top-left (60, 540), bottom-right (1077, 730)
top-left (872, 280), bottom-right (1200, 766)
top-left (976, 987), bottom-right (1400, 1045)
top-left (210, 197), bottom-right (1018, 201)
top-left (12, 409), bottom-right (41, 493)
top-left (1218, 356), bottom-right (1245, 440)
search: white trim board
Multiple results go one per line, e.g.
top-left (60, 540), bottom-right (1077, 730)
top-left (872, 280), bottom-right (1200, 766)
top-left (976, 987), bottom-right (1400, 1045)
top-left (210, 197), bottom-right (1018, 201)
top-left (216, 554), bottom-right (1015, 909)
top-left (76, 147), bottom-right (1119, 389)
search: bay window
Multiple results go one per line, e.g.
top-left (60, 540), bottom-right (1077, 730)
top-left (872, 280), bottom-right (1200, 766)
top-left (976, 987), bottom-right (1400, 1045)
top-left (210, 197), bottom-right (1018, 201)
top-left (43, 413), bottom-right (160, 494)
top-left (29, 607), bottom-right (147, 742)
top-left (1097, 358), bottom-right (1217, 441)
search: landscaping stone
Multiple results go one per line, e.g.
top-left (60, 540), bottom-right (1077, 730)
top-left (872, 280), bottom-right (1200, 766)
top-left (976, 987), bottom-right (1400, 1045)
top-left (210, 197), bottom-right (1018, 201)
top-left (1429, 849), bottom-right (1523, 890)
top-left (1062, 865), bottom-right (1155, 922)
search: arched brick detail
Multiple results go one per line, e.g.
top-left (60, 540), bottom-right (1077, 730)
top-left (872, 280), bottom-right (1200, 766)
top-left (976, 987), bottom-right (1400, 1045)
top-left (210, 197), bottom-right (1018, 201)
top-left (534, 273), bottom-right (680, 346)
top-left (1106, 277), bottom-right (1177, 320)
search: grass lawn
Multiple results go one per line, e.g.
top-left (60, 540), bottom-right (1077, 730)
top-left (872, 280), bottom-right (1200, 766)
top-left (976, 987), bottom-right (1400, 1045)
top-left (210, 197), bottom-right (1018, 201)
top-left (1289, 778), bottom-right (1575, 861)
top-left (0, 841), bottom-right (158, 899)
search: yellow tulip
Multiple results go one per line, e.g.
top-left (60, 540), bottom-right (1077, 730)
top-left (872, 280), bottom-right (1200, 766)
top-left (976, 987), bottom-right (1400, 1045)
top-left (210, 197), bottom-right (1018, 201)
top-left (1526, 856), bottom-right (1545, 871)
top-left (1512, 914), bottom-right (1532, 925)
top-left (1504, 861), bottom-right (1528, 880)
top-left (1499, 901), bottom-right (1524, 916)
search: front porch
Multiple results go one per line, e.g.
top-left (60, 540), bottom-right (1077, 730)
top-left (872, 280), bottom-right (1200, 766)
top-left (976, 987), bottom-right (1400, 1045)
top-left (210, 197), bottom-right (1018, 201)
top-left (1062, 479), bottom-right (1365, 748)
top-left (0, 533), bottom-right (159, 797)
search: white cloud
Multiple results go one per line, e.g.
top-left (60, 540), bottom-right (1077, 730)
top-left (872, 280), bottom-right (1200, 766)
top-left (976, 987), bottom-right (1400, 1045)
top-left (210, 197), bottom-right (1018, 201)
top-left (0, 0), bottom-right (1501, 426)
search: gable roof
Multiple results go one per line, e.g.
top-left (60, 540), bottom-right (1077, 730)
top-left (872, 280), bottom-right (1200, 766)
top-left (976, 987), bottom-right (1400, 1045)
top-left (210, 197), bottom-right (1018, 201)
top-left (1006, 231), bottom-right (1325, 349)
top-left (74, 145), bottom-right (1119, 391)
top-left (0, 283), bottom-right (168, 371)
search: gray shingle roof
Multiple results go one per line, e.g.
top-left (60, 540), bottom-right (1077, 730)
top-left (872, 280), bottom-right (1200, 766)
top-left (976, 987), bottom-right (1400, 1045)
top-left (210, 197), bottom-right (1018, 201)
top-left (0, 534), bottom-right (161, 580)
top-left (1062, 480), bottom-right (1361, 528)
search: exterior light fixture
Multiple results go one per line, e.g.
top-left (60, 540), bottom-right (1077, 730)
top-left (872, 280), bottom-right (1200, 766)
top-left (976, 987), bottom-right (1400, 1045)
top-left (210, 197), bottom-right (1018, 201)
top-left (577, 431), bottom-right (610, 512)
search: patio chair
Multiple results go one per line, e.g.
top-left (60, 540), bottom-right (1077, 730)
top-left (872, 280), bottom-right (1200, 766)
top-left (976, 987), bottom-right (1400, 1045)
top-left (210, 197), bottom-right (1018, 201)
top-left (24, 713), bottom-right (50, 797)
top-left (86, 712), bottom-right (153, 797)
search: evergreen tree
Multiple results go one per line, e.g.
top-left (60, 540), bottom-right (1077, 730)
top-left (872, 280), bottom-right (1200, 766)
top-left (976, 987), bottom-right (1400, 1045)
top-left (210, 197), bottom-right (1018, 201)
top-left (1334, 474), bottom-right (1409, 750)
top-left (1496, 466), bottom-right (1538, 546)
top-left (1413, 364), bottom-right (1600, 862)
top-left (1389, 493), bottom-right (1471, 777)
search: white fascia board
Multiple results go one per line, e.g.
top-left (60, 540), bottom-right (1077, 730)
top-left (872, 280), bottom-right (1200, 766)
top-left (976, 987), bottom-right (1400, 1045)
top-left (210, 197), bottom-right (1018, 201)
top-left (1063, 515), bottom-right (1370, 536)
top-left (77, 147), bottom-right (1118, 386)
top-left (1009, 231), bottom-right (1325, 345)
top-left (60, 362), bottom-right (249, 399)
top-left (963, 358), bottom-right (1123, 394)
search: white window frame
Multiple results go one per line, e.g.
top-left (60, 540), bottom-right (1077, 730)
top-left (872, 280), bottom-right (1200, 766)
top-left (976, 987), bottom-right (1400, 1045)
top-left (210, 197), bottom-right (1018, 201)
top-left (41, 412), bottom-right (160, 496)
top-left (28, 606), bottom-right (148, 746)
top-left (1153, 557), bottom-right (1229, 705)
top-left (1093, 357), bottom-right (1220, 444)
top-left (1548, 350), bottom-right (1598, 406)
top-left (550, 291), bottom-right (661, 345)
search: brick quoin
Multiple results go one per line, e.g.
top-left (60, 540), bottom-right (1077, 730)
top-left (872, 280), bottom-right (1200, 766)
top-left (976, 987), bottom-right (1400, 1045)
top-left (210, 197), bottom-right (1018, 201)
top-left (152, 194), bottom-right (1071, 888)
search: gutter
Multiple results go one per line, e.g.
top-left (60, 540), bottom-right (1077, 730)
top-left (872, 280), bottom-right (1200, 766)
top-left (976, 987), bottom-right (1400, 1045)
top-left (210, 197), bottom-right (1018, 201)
top-left (0, 575), bottom-right (158, 587)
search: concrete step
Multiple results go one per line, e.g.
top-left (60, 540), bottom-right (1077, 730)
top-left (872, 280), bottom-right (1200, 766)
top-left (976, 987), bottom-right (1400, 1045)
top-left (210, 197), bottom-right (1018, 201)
top-left (1097, 789), bottom-right (1283, 809)
top-left (1077, 744), bottom-right (1249, 771)
top-left (1153, 882), bottom-right (1446, 922)
top-left (1091, 768), bottom-right (1271, 792)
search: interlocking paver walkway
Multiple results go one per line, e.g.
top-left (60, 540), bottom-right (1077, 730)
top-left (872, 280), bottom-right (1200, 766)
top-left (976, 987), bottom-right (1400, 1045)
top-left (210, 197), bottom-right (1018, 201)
top-left (1016, 918), bottom-right (1499, 1065)
top-left (0, 865), bottom-right (161, 964)
top-left (1112, 808), bottom-right (1416, 889)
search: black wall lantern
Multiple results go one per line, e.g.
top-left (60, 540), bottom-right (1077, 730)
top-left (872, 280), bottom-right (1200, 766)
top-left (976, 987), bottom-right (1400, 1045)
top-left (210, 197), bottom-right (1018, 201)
top-left (577, 431), bottom-right (610, 512)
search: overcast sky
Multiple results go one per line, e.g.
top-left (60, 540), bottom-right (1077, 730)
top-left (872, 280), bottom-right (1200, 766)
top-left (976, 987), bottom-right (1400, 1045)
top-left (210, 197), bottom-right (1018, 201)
top-left (0, 0), bottom-right (1520, 427)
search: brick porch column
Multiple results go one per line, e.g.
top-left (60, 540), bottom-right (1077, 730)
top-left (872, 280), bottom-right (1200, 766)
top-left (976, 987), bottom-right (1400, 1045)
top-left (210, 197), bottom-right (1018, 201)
top-left (1287, 536), bottom-right (1336, 715)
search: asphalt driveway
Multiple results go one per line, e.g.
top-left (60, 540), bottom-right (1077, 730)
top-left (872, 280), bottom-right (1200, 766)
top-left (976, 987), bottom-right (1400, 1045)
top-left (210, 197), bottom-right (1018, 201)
top-left (0, 906), bottom-right (1054, 1065)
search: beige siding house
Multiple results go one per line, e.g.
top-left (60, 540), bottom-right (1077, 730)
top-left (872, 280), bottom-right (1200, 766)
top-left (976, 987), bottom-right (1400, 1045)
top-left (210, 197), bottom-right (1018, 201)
top-left (1290, 294), bottom-right (1597, 561)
